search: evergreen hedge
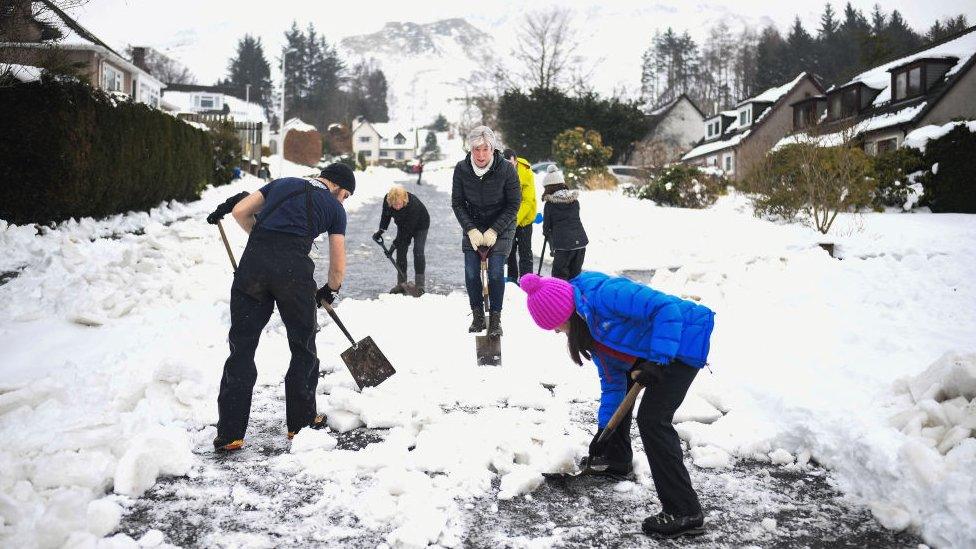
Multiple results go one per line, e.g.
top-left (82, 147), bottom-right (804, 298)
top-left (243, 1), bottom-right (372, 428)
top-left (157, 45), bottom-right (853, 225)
top-left (916, 124), bottom-right (976, 213)
top-left (0, 79), bottom-right (213, 225)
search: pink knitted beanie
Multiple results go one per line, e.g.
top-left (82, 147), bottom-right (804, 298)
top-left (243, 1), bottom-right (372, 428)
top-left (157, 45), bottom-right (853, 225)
top-left (519, 273), bottom-right (576, 330)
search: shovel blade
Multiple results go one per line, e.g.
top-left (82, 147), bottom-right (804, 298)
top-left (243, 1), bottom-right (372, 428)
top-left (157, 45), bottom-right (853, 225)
top-left (340, 336), bottom-right (396, 389)
top-left (475, 335), bottom-right (502, 366)
top-left (389, 282), bottom-right (422, 297)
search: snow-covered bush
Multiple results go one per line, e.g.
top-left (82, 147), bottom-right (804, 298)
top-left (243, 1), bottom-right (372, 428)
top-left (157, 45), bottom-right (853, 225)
top-left (870, 147), bottom-right (925, 210)
top-left (913, 123), bottom-right (976, 213)
top-left (746, 143), bottom-right (875, 234)
top-left (551, 127), bottom-right (613, 189)
top-left (624, 165), bottom-right (724, 209)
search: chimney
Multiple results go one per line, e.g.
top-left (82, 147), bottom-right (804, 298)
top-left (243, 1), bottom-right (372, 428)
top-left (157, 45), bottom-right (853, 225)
top-left (130, 46), bottom-right (149, 74)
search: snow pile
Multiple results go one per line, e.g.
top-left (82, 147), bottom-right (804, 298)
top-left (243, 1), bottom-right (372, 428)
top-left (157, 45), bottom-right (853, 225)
top-left (904, 120), bottom-right (976, 153)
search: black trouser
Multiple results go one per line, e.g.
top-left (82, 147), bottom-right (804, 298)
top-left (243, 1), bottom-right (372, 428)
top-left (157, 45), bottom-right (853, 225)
top-left (593, 361), bottom-right (701, 516)
top-left (394, 229), bottom-right (427, 282)
top-left (217, 230), bottom-right (319, 440)
top-left (506, 224), bottom-right (533, 282)
top-left (552, 248), bottom-right (585, 280)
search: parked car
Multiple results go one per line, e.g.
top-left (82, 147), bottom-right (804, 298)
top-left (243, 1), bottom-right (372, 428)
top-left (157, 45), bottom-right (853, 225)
top-left (530, 161), bottom-right (556, 175)
top-left (607, 165), bottom-right (651, 186)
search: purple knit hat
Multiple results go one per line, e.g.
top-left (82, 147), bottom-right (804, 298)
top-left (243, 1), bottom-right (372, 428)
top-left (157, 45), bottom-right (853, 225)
top-left (519, 273), bottom-right (576, 330)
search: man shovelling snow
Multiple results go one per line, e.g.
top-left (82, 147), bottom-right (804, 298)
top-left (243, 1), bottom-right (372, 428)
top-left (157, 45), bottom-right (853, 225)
top-left (205, 163), bottom-right (355, 452)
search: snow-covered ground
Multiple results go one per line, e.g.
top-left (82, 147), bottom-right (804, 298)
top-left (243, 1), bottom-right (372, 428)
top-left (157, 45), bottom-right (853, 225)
top-left (1, 163), bottom-right (974, 547)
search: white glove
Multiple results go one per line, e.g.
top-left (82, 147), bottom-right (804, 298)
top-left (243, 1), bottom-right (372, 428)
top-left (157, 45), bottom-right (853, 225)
top-left (483, 228), bottom-right (498, 247)
top-left (467, 229), bottom-right (484, 248)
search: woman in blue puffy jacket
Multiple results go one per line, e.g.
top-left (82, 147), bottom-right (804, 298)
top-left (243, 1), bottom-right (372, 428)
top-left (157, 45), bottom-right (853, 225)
top-left (520, 271), bottom-right (715, 539)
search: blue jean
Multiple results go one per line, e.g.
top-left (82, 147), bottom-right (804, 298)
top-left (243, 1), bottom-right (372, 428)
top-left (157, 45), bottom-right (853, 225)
top-left (464, 249), bottom-right (506, 312)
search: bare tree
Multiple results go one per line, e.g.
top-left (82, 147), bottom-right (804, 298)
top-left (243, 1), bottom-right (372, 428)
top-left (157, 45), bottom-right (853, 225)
top-left (513, 7), bottom-right (583, 90)
top-left (124, 46), bottom-right (196, 84)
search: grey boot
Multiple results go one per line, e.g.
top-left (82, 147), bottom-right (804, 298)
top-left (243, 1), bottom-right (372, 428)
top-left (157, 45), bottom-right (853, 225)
top-left (414, 273), bottom-right (425, 296)
top-left (468, 308), bottom-right (486, 332)
top-left (488, 311), bottom-right (503, 337)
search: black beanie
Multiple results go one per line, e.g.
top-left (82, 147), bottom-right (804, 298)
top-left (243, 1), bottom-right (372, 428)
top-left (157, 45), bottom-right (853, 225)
top-left (320, 163), bottom-right (356, 195)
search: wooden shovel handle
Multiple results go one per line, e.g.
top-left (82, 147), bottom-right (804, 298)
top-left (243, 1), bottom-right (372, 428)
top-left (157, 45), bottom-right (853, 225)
top-left (595, 382), bottom-right (644, 446)
top-left (217, 221), bottom-right (238, 271)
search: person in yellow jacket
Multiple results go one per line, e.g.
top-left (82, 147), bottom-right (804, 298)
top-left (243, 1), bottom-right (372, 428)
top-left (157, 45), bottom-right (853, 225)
top-left (503, 148), bottom-right (537, 284)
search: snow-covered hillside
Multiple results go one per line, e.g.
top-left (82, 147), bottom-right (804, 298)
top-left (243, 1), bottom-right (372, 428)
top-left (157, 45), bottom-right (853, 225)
top-left (339, 19), bottom-right (496, 125)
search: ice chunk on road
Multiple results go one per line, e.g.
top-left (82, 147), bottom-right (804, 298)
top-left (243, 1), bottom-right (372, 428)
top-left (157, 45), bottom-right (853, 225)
top-left (498, 467), bottom-right (544, 500)
top-left (290, 429), bottom-right (338, 453)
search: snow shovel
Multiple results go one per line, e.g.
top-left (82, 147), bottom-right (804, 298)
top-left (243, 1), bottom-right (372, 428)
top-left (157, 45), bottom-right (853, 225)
top-left (536, 237), bottom-right (548, 276)
top-left (217, 221), bottom-right (238, 271)
top-left (372, 237), bottom-right (420, 297)
top-left (319, 300), bottom-right (396, 389)
top-left (475, 246), bottom-right (501, 366)
top-left (592, 382), bottom-right (644, 452)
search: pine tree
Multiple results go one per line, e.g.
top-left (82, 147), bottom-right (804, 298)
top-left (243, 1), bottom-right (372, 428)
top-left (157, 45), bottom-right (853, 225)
top-left (753, 26), bottom-right (789, 92)
top-left (884, 10), bottom-right (923, 59)
top-left (816, 3), bottom-right (841, 83)
top-left (926, 15), bottom-right (969, 43)
top-left (365, 69), bottom-right (389, 122)
top-left (786, 17), bottom-right (816, 79)
top-left (224, 34), bottom-right (272, 114)
top-left (836, 2), bottom-right (871, 82)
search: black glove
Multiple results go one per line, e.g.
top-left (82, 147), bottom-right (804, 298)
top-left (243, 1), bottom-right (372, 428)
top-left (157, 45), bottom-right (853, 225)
top-left (629, 359), bottom-right (666, 387)
top-left (372, 230), bottom-right (385, 244)
top-left (316, 284), bottom-right (339, 307)
top-left (207, 192), bottom-right (249, 224)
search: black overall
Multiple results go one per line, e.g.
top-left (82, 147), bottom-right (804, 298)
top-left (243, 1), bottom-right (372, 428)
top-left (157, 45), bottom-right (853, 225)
top-left (217, 183), bottom-right (322, 440)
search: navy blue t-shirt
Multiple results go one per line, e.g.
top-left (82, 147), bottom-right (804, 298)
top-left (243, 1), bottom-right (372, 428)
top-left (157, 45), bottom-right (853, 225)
top-left (255, 177), bottom-right (346, 237)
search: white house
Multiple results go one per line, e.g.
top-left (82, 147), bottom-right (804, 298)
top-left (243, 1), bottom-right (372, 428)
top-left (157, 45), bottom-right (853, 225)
top-left (161, 84), bottom-right (269, 147)
top-left (627, 94), bottom-right (706, 166)
top-left (352, 119), bottom-right (418, 164)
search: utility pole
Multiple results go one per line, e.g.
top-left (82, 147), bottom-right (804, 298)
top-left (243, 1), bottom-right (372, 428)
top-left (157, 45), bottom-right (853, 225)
top-left (278, 48), bottom-right (297, 176)
top-left (245, 83), bottom-right (251, 104)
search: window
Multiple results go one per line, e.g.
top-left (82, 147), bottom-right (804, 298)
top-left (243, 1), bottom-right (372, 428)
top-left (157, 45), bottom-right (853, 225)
top-left (908, 67), bottom-right (922, 96)
top-left (394, 134), bottom-right (406, 145)
top-left (724, 155), bottom-right (732, 171)
top-left (895, 72), bottom-right (907, 100)
top-left (396, 151), bottom-right (405, 160)
top-left (362, 150), bottom-right (372, 157)
top-left (379, 150), bottom-right (389, 157)
top-left (739, 108), bottom-right (750, 126)
top-left (102, 63), bottom-right (123, 92)
top-left (707, 156), bottom-right (717, 166)
top-left (876, 138), bottom-right (898, 154)
top-left (194, 94), bottom-right (220, 109)
top-left (358, 136), bottom-right (371, 143)
top-left (707, 120), bottom-right (721, 138)
top-left (828, 88), bottom-right (859, 120)
top-left (138, 82), bottom-right (160, 108)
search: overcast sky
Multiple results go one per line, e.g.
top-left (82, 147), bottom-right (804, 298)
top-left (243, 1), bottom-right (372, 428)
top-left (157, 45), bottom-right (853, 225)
top-left (70, 0), bottom-right (974, 91)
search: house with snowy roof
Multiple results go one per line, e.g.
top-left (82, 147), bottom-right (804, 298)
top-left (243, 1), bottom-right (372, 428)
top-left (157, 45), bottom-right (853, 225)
top-left (162, 83), bottom-right (269, 147)
top-left (682, 72), bottom-right (825, 179)
top-left (778, 26), bottom-right (976, 155)
top-left (627, 94), bottom-right (706, 167)
top-left (352, 118), bottom-right (418, 165)
top-left (0, 0), bottom-right (163, 107)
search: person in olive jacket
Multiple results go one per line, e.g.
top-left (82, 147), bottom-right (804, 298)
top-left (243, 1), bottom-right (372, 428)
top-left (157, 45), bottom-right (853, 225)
top-left (541, 165), bottom-right (589, 280)
top-left (451, 126), bottom-right (521, 336)
top-left (373, 185), bottom-right (430, 294)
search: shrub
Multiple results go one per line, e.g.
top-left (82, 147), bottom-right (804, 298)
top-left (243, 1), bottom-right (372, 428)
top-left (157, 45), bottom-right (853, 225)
top-left (916, 124), bottom-right (976, 213)
top-left (0, 79), bottom-right (213, 225)
top-left (357, 151), bottom-right (368, 171)
top-left (624, 165), bottom-right (724, 209)
top-left (871, 147), bottom-right (925, 210)
top-left (747, 143), bottom-right (875, 234)
top-left (211, 121), bottom-right (242, 186)
top-left (552, 127), bottom-right (613, 189)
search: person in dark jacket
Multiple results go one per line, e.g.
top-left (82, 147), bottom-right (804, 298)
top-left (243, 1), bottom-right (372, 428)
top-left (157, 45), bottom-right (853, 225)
top-left (451, 126), bottom-right (521, 336)
top-left (520, 272), bottom-right (715, 539)
top-left (541, 165), bottom-right (588, 280)
top-left (205, 163), bottom-right (355, 452)
top-left (373, 185), bottom-right (430, 294)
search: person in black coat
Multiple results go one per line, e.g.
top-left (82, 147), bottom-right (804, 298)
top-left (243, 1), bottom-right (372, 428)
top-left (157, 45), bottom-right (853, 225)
top-left (451, 126), bottom-right (521, 336)
top-left (373, 185), bottom-right (430, 293)
top-left (541, 165), bottom-right (588, 280)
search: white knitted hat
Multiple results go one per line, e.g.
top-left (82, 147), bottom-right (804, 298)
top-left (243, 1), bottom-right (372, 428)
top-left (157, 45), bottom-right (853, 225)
top-left (543, 164), bottom-right (565, 186)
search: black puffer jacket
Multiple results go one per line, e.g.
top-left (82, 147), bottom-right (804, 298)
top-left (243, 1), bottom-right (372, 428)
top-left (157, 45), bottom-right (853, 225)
top-left (451, 151), bottom-right (521, 252)
top-left (542, 189), bottom-right (588, 250)
top-left (379, 192), bottom-right (430, 247)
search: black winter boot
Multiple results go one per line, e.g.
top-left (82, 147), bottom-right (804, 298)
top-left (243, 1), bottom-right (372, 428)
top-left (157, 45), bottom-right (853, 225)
top-left (641, 511), bottom-right (705, 538)
top-left (415, 273), bottom-right (425, 296)
top-left (487, 311), bottom-right (503, 337)
top-left (468, 308), bottom-right (486, 332)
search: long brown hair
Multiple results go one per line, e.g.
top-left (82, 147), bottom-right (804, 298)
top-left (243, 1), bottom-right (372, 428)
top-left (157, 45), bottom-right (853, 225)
top-left (567, 312), bottom-right (594, 366)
